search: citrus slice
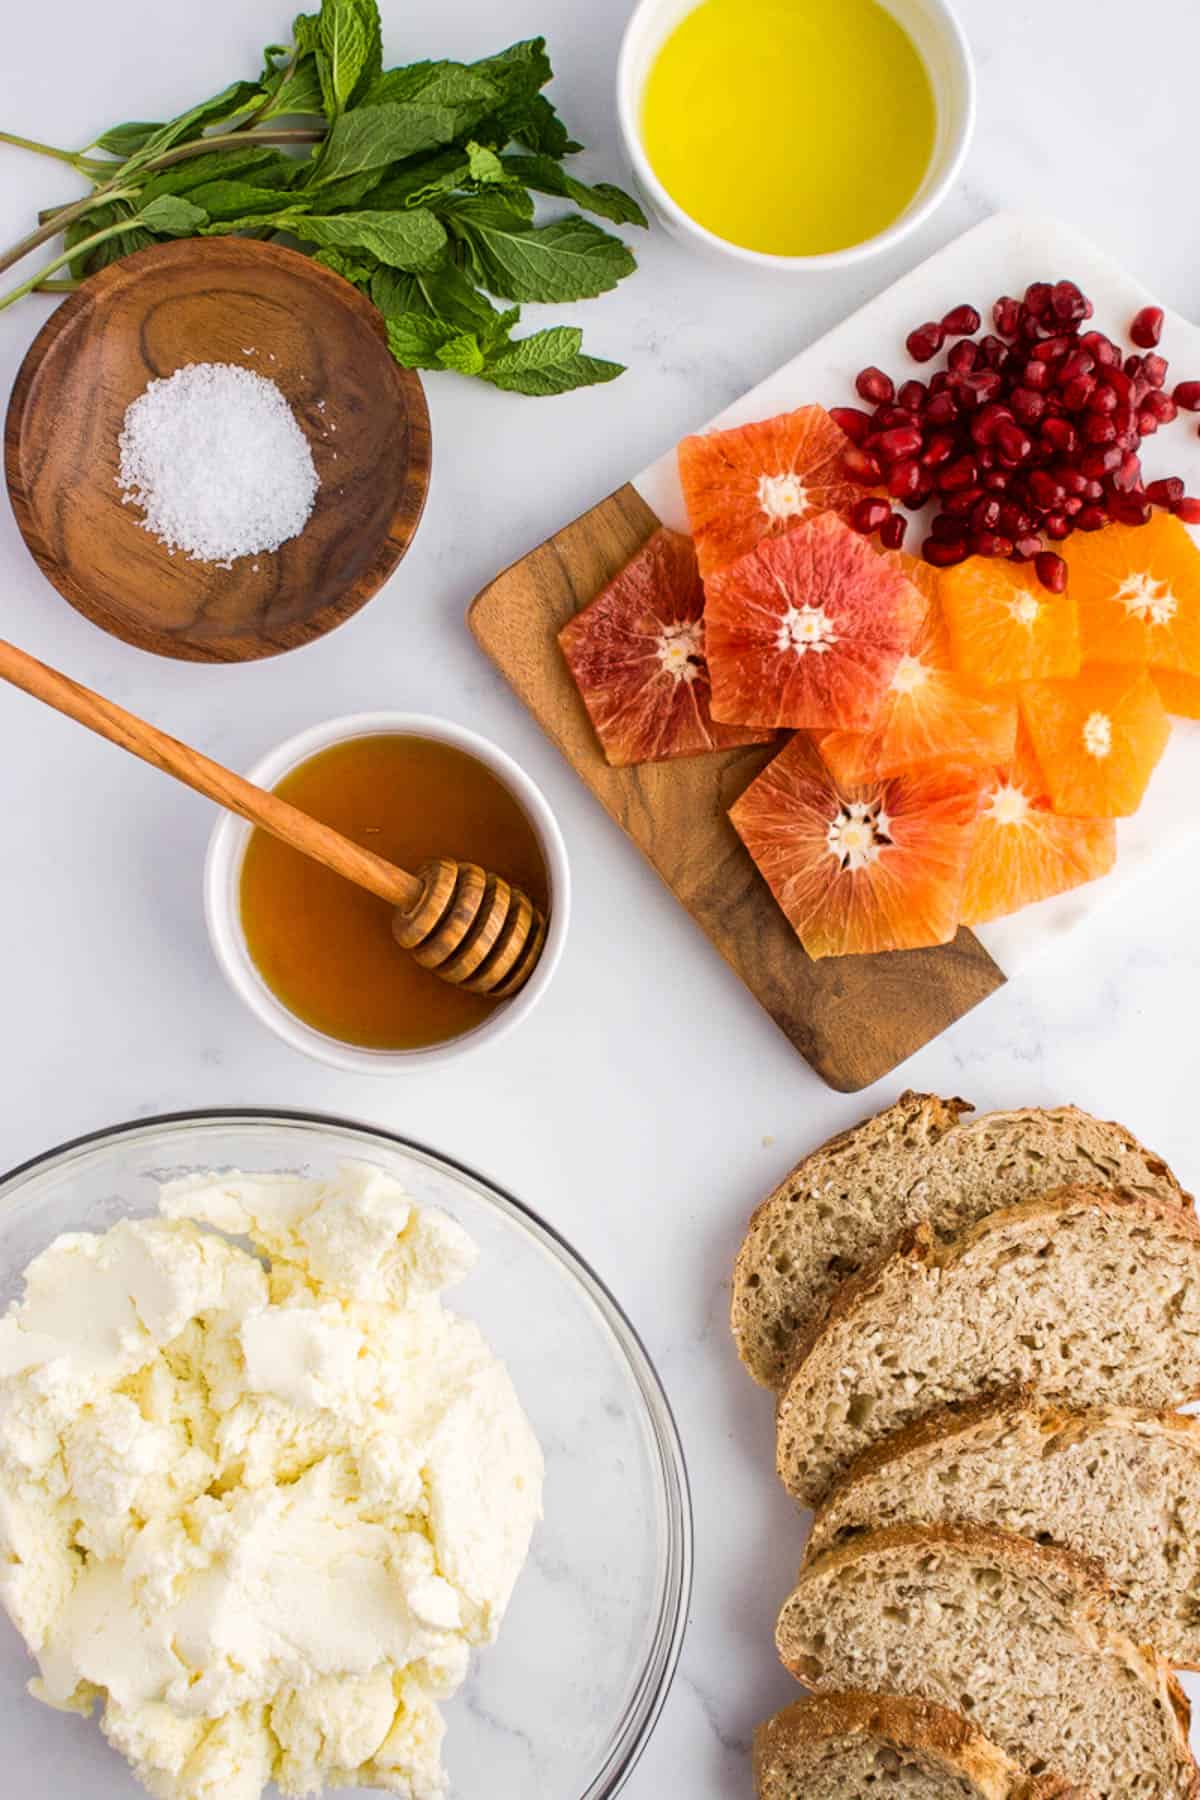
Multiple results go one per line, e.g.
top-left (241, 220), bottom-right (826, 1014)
top-left (1153, 668), bottom-right (1200, 718)
top-left (558, 528), bottom-right (773, 766)
top-left (1019, 664), bottom-right (1171, 818)
top-left (939, 557), bottom-right (1081, 687)
top-left (960, 725), bottom-right (1116, 925)
top-left (678, 404), bottom-right (858, 578)
top-left (820, 556), bottom-right (1017, 783)
top-left (728, 732), bottom-right (982, 959)
top-left (704, 512), bottom-right (926, 730)
top-left (1062, 514), bottom-right (1200, 672)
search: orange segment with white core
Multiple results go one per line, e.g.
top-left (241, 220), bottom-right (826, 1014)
top-left (558, 527), bottom-right (773, 766)
top-left (938, 557), bottom-right (1081, 687)
top-left (960, 725), bottom-right (1116, 925)
top-left (704, 512), bottom-right (926, 730)
top-left (820, 555), bottom-right (1017, 783)
top-left (1061, 514), bottom-right (1200, 672)
top-left (677, 403), bottom-right (859, 578)
top-left (1019, 665), bottom-right (1171, 818)
top-left (728, 732), bottom-right (983, 959)
top-left (1153, 668), bottom-right (1200, 718)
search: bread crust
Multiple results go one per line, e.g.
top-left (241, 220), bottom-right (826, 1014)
top-left (732, 1093), bottom-right (1190, 1391)
top-left (753, 1692), bottom-right (1088, 1800)
top-left (775, 1525), bottom-right (1199, 1800)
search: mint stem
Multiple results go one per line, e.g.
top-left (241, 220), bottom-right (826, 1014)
top-left (0, 219), bottom-right (142, 309)
top-left (0, 129), bottom-right (89, 169)
top-left (0, 128), bottom-right (323, 280)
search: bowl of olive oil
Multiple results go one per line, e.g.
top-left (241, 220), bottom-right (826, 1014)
top-left (618, 0), bottom-right (974, 268)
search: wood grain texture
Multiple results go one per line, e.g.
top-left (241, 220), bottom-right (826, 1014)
top-left (469, 484), bottom-right (1006, 1092)
top-left (5, 237), bottom-right (430, 663)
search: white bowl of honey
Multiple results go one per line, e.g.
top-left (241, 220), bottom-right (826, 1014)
top-left (617, 0), bottom-right (975, 270)
top-left (204, 713), bottom-right (570, 1071)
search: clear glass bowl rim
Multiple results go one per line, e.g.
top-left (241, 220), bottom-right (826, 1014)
top-left (0, 1106), bottom-right (694, 1800)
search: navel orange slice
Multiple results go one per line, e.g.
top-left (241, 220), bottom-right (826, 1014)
top-left (1062, 514), bottom-right (1200, 672)
top-left (678, 404), bottom-right (858, 578)
top-left (939, 557), bottom-right (1081, 687)
top-left (728, 732), bottom-right (982, 959)
top-left (558, 528), bottom-right (773, 766)
top-left (1153, 668), bottom-right (1200, 718)
top-left (820, 556), bottom-right (1017, 783)
top-left (960, 725), bottom-right (1116, 925)
top-left (1019, 664), bottom-right (1171, 818)
top-left (705, 512), bottom-right (926, 731)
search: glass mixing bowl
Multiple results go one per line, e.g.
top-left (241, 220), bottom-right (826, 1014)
top-left (0, 1111), bottom-right (692, 1800)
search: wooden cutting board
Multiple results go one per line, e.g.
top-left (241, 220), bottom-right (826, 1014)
top-left (470, 213), bottom-right (1200, 1091)
top-left (468, 484), bottom-right (1002, 1092)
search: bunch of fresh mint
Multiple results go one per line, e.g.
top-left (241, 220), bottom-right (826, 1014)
top-left (0, 0), bottom-right (646, 394)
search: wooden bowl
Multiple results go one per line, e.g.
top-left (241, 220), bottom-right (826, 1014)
top-left (4, 238), bottom-right (431, 662)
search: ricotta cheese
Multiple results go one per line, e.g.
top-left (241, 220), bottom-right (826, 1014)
top-left (0, 1163), bottom-right (543, 1800)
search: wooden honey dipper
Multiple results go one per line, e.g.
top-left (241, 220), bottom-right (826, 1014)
top-left (0, 638), bottom-right (548, 999)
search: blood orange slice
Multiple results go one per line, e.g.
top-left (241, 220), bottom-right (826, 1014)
top-left (960, 725), bottom-right (1116, 926)
top-left (1019, 664), bottom-right (1171, 818)
top-left (558, 528), bottom-right (772, 766)
top-left (1154, 668), bottom-right (1200, 718)
top-left (939, 557), bottom-right (1081, 687)
top-left (820, 557), bottom-right (1017, 783)
top-left (728, 733), bottom-right (982, 959)
top-left (704, 513), bottom-right (926, 730)
top-left (1062, 515), bottom-right (1200, 672)
top-left (678, 404), bottom-right (858, 578)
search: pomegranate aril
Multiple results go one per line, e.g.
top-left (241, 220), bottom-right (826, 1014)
top-left (971, 496), bottom-right (1002, 532)
top-left (923, 538), bottom-right (969, 568)
top-left (897, 379), bottom-right (928, 413)
top-left (1043, 512), bottom-right (1072, 540)
top-left (938, 454), bottom-right (979, 493)
top-left (1063, 497), bottom-right (1083, 518)
top-left (1174, 496), bottom-right (1200, 523)
top-left (1075, 504), bottom-right (1107, 531)
top-left (852, 496), bottom-right (892, 534)
top-left (1173, 380), bottom-right (1200, 411)
top-left (971, 402), bottom-right (1014, 446)
top-left (925, 392), bottom-right (959, 426)
top-left (920, 431), bottom-right (956, 468)
top-left (1137, 411), bottom-right (1159, 436)
top-left (1079, 445), bottom-right (1121, 479)
top-left (998, 502), bottom-right (1033, 539)
top-left (879, 512), bottom-right (908, 549)
top-left (1111, 451), bottom-right (1143, 493)
top-left (982, 469), bottom-right (1010, 492)
top-left (971, 531), bottom-right (1015, 558)
top-left (1023, 360), bottom-right (1053, 392)
top-left (942, 302), bottom-right (982, 336)
top-left (1061, 374), bottom-right (1096, 411)
top-left (1024, 281), bottom-right (1053, 317)
top-left (1035, 551), bottom-right (1068, 592)
top-left (1058, 349), bottom-right (1094, 383)
top-left (1031, 335), bottom-right (1073, 364)
top-left (842, 447), bottom-right (882, 484)
top-left (995, 422), bottom-right (1033, 464)
top-left (977, 334), bottom-right (1009, 370)
top-left (1142, 354), bottom-right (1168, 389)
top-left (875, 425), bottom-right (924, 462)
top-left (1130, 305), bottom-right (1164, 348)
top-left (1083, 413), bottom-right (1117, 445)
top-left (944, 486), bottom-right (986, 518)
top-left (947, 339), bottom-right (979, 374)
top-left (906, 321), bottom-right (945, 363)
top-left (1080, 331), bottom-right (1121, 366)
top-left (1012, 534), bottom-right (1043, 561)
top-left (1107, 490), bottom-right (1151, 526)
top-left (855, 366), bottom-right (895, 404)
top-left (1143, 390), bottom-right (1177, 423)
top-left (1051, 280), bottom-right (1089, 323)
top-left (993, 296), bottom-right (1022, 337)
top-left (1040, 416), bottom-right (1078, 454)
top-left (1147, 476), bottom-right (1186, 509)
top-left (830, 405), bottom-right (873, 444)
top-left (887, 457), bottom-right (924, 501)
top-left (930, 511), bottom-right (968, 541)
top-left (1087, 384), bottom-right (1118, 415)
top-left (1028, 468), bottom-right (1066, 509)
top-left (1009, 386), bottom-right (1046, 425)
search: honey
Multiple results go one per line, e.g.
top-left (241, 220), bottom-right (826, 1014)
top-left (240, 734), bottom-right (549, 1049)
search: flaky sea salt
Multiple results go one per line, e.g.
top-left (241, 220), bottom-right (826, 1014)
top-left (117, 362), bottom-right (319, 566)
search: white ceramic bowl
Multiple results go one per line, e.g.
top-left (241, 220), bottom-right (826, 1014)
top-left (205, 713), bottom-right (570, 1072)
top-left (617, 0), bottom-right (976, 271)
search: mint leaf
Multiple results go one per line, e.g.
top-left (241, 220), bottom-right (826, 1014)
top-left (471, 39), bottom-right (554, 104)
top-left (182, 180), bottom-right (306, 221)
top-left (312, 246), bottom-right (378, 284)
top-left (448, 201), bottom-right (635, 303)
top-left (92, 121), bottom-right (163, 158)
top-left (289, 207), bottom-right (447, 269)
top-left (466, 141), bottom-right (507, 185)
top-left (496, 92), bottom-right (581, 158)
top-left (501, 154), bottom-right (647, 228)
top-left (130, 81), bottom-right (264, 165)
top-left (443, 184), bottom-right (533, 226)
top-left (141, 147), bottom-right (297, 197)
top-left (316, 0), bottom-right (370, 116)
top-left (436, 334), bottom-right (486, 376)
top-left (311, 101), bottom-right (463, 186)
top-left (261, 50), bottom-right (325, 119)
top-left (366, 149), bottom-right (471, 211)
top-left (365, 62), bottom-right (499, 135)
top-left (65, 199), bottom-right (152, 277)
top-left (483, 325), bottom-right (624, 395)
top-left (138, 195), bottom-right (210, 235)
top-left (385, 312), bottom-right (460, 365)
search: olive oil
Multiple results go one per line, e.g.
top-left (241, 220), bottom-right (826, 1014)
top-left (640, 0), bottom-right (936, 257)
top-left (240, 735), bottom-right (549, 1050)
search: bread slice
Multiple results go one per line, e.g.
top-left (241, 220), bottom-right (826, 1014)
top-left (732, 1092), bottom-right (1188, 1389)
top-left (754, 1693), bottom-right (1085, 1800)
top-left (775, 1525), bottom-right (1198, 1800)
top-left (775, 1187), bottom-right (1200, 1505)
top-left (808, 1393), bottom-right (1200, 1668)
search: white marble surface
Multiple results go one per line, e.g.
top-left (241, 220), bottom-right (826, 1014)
top-left (1, 1), bottom-right (1200, 1794)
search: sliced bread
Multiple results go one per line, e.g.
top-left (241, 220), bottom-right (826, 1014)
top-left (732, 1092), bottom-right (1188, 1389)
top-left (754, 1693), bottom-right (1086, 1800)
top-left (808, 1394), bottom-right (1200, 1668)
top-left (775, 1525), bottom-right (1198, 1800)
top-left (775, 1187), bottom-right (1200, 1505)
